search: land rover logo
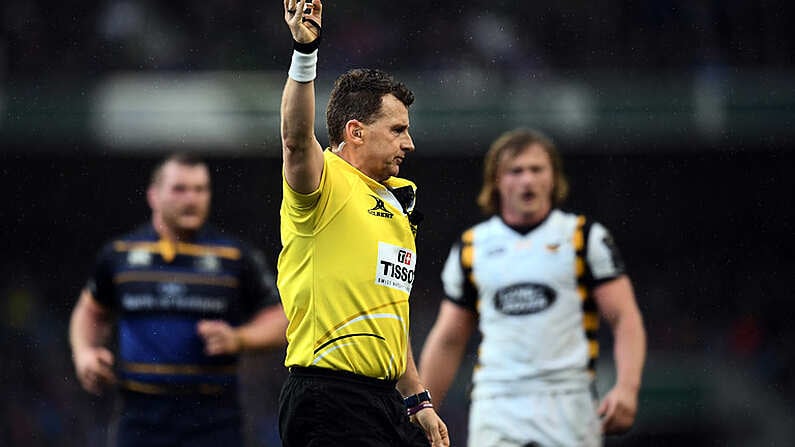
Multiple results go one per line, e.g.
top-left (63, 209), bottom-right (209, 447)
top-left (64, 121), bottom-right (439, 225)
top-left (494, 283), bottom-right (556, 315)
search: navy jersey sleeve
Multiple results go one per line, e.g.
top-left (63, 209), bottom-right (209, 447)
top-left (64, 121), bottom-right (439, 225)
top-left (86, 242), bottom-right (117, 310)
top-left (238, 245), bottom-right (280, 318)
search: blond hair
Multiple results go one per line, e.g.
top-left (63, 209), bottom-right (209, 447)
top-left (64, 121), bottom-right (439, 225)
top-left (476, 129), bottom-right (569, 215)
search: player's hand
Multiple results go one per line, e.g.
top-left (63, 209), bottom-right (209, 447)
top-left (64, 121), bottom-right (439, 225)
top-left (598, 384), bottom-right (639, 434)
top-left (73, 346), bottom-right (116, 396)
top-left (284, 0), bottom-right (322, 44)
top-left (197, 319), bottom-right (241, 355)
top-left (412, 408), bottom-right (450, 447)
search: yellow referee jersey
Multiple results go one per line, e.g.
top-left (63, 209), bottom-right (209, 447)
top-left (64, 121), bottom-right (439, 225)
top-left (277, 150), bottom-right (418, 380)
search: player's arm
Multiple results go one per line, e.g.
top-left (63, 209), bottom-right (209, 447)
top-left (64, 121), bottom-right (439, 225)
top-left (69, 288), bottom-right (117, 395)
top-left (281, 0), bottom-right (325, 194)
top-left (235, 304), bottom-right (289, 349)
top-left (198, 304), bottom-right (288, 355)
top-left (398, 340), bottom-right (450, 447)
top-left (198, 246), bottom-right (288, 355)
top-left (419, 300), bottom-right (476, 408)
top-left (593, 274), bottom-right (646, 434)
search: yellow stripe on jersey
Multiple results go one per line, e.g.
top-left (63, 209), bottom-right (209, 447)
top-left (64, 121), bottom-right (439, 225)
top-left (577, 285), bottom-right (588, 301)
top-left (575, 257), bottom-right (585, 277)
top-left (574, 215), bottom-right (599, 374)
top-left (461, 228), bottom-right (474, 244)
top-left (573, 233), bottom-right (583, 252)
top-left (120, 380), bottom-right (226, 395)
top-left (583, 312), bottom-right (600, 331)
top-left (460, 227), bottom-right (479, 307)
top-left (461, 245), bottom-right (474, 270)
top-left (468, 273), bottom-right (477, 289)
top-left (121, 362), bottom-right (237, 375)
top-left (588, 339), bottom-right (599, 357)
top-left (573, 215), bottom-right (586, 250)
top-left (113, 240), bottom-right (241, 262)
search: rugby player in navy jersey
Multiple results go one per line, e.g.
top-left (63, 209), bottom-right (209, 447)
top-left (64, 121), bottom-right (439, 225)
top-left (69, 153), bottom-right (288, 447)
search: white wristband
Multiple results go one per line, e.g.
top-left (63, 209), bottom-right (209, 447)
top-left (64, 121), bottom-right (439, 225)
top-left (288, 49), bottom-right (318, 83)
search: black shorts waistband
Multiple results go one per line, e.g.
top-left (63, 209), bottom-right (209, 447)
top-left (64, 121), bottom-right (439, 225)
top-left (288, 366), bottom-right (397, 391)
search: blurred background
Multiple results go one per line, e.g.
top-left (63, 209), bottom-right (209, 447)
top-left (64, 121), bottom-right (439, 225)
top-left (2, 0), bottom-right (794, 445)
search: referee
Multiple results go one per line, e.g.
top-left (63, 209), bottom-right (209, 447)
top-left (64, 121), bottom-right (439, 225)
top-left (276, 0), bottom-right (449, 446)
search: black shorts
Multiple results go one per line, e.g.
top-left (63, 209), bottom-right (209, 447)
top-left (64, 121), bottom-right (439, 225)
top-left (279, 367), bottom-right (429, 447)
top-left (112, 389), bottom-right (242, 447)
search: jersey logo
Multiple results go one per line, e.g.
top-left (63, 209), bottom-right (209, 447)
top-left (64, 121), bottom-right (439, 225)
top-left (486, 247), bottom-right (505, 257)
top-left (127, 249), bottom-right (152, 267)
top-left (494, 282), bottom-right (556, 315)
top-left (368, 195), bottom-right (394, 219)
top-left (196, 254), bottom-right (220, 272)
top-left (158, 282), bottom-right (187, 298)
top-left (375, 241), bottom-right (415, 293)
top-left (545, 243), bottom-right (561, 252)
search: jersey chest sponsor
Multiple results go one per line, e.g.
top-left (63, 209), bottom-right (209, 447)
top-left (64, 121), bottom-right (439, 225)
top-left (114, 261), bottom-right (235, 315)
top-left (374, 241), bottom-right (416, 294)
top-left (493, 282), bottom-right (556, 315)
top-left (121, 292), bottom-right (228, 313)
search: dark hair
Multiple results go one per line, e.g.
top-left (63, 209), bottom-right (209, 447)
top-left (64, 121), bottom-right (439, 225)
top-left (326, 68), bottom-right (415, 147)
top-left (149, 152), bottom-right (208, 186)
top-left (477, 128), bottom-right (569, 215)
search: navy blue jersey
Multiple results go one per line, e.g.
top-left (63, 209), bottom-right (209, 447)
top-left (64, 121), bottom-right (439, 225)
top-left (87, 223), bottom-right (279, 394)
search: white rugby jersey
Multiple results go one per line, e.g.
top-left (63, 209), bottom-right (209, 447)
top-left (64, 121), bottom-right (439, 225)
top-left (441, 209), bottom-right (625, 396)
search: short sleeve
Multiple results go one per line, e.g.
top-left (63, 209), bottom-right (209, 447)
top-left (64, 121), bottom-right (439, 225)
top-left (281, 153), bottom-right (336, 235)
top-left (86, 243), bottom-right (116, 309)
top-left (282, 168), bottom-right (323, 212)
top-left (441, 241), bottom-right (478, 312)
top-left (586, 222), bottom-right (626, 283)
top-left (238, 245), bottom-right (281, 317)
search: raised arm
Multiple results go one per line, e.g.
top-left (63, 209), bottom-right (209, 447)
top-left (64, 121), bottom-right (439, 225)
top-left (281, 0), bottom-right (325, 194)
top-left (593, 275), bottom-right (646, 434)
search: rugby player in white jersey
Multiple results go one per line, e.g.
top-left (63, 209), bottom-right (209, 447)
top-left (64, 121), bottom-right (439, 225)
top-left (419, 128), bottom-right (646, 447)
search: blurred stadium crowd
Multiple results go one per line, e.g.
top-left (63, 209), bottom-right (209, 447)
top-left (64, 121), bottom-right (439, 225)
top-left (4, 0), bottom-right (795, 75)
top-left (2, 1), bottom-right (795, 446)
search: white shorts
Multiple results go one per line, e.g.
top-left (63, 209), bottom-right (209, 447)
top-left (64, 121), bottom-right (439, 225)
top-left (468, 388), bottom-right (602, 447)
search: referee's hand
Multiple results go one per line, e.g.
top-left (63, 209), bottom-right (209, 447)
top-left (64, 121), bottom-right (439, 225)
top-left (413, 408), bottom-right (450, 446)
top-left (284, 0), bottom-right (322, 43)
